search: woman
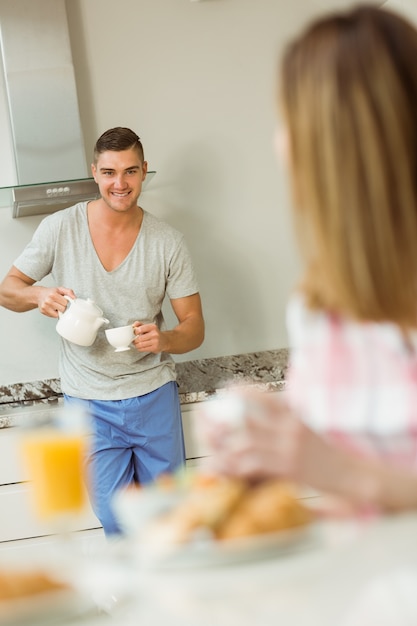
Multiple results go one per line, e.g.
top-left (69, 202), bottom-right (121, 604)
top-left (201, 4), bottom-right (417, 513)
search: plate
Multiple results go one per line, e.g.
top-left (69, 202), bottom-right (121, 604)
top-left (113, 474), bottom-right (319, 570)
top-left (0, 545), bottom-right (137, 625)
top-left (139, 522), bottom-right (320, 570)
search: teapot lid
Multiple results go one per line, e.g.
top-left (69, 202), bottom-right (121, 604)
top-left (74, 298), bottom-right (104, 316)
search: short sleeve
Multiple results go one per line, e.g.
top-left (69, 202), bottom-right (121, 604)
top-left (13, 214), bottom-right (59, 282)
top-left (165, 236), bottom-right (200, 300)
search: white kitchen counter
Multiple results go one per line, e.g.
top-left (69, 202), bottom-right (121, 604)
top-left (60, 512), bottom-right (417, 626)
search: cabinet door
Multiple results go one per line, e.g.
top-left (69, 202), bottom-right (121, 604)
top-left (0, 427), bottom-right (27, 484)
top-left (0, 483), bottom-right (101, 542)
top-left (181, 402), bottom-right (211, 461)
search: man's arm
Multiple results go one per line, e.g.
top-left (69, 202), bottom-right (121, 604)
top-left (0, 266), bottom-right (75, 317)
top-left (133, 293), bottom-right (205, 354)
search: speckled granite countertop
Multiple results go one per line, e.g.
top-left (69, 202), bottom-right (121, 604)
top-left (0, 349), bottom-right (288, 428)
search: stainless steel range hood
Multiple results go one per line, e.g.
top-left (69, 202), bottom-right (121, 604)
top-left (0, 0), bottom-right (155, 218)
top-left (0, 0), bottom-right (98, 217)
top-left (9, 178), bottom-right (100, 219)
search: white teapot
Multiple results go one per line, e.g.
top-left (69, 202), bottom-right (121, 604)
top-left (56, 297), bottom-right (109, 346)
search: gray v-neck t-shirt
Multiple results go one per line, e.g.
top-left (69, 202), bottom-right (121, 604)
top-left (13, 202), bottom-right (200, 400)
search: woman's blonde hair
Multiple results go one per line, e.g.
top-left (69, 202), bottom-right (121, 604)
top-left (281, 5), bottom-right (417, 328)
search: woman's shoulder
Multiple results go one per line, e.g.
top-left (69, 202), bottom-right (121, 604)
top-left (286, 292), bottom-right (416, 354)
top-left (286, 292), bottom-right (330, 347)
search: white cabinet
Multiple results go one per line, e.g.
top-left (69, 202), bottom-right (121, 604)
top-left (1, 392), bottom-right (300, 543)
top-left (0, 400), bottom-right (209, 543)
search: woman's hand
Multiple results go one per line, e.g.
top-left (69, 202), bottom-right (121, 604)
top-left (198, 387), bottom-right (417, 513)
top-left (199, 389), bottom-right (326, 483)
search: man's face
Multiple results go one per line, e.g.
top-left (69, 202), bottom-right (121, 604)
top-left (91, 147), bottom-right (148, 213)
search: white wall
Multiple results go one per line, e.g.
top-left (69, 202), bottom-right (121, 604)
top-left (0, 0), bottom-right (381, 385)
top-left (383, 0), bottom-right (417, 23)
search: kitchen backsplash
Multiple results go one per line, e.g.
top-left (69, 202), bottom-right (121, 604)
top-left (0, 349), bottom-right (289, 428)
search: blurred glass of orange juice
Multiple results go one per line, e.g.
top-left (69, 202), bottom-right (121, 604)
top-left (20, 428), bottom-right (88, 520)
top-left (20, 402), bottom-right (88, 519)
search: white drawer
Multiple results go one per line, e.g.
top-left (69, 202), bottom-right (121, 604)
top-left (0, 427), bottom-right (27, 485)
top-left (181, 403), bottom-right (210, 460)
top-left (0, 483), bottom-right (101, 542)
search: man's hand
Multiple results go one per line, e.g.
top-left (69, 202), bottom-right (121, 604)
top-left (132, 322), bottom-right (165, 353)
top-left (37, 287), bottom-right (76, 318)
top-left (0, 265), bottom-right (75, 317)
top-left (131, 293), bottom-right (204, 355)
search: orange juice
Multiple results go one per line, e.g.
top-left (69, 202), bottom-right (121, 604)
top-left (20, 429), bottom-right (87, 519)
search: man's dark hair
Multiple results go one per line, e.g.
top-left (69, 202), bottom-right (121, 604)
top-left (93, 127), bottom-right (144, 163)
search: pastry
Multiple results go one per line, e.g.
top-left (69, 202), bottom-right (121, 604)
top-left (0, 569), bottom-right (68, 601)
top-left (143, 474), bottom-right (312, 546)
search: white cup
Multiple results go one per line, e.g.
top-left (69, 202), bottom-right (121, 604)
top-left (105, 325), bottom-right (135, 352)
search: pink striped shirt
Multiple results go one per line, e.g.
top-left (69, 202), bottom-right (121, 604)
top-left (285, 295), bottom-right (417, 470)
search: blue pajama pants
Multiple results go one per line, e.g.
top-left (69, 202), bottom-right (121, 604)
top-left (64, 381), bottom-right (185, 536)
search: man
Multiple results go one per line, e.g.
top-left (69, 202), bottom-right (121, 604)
top-left (0, 127), bottom-right (205, 535)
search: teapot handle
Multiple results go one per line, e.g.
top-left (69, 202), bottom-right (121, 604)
top-left (58, 295), bottom-right (75, 318)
